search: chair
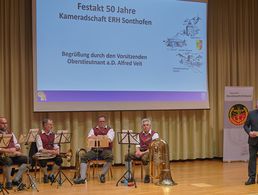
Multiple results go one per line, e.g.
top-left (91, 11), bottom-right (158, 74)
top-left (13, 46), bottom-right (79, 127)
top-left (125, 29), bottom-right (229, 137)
top-left (87, 159), bottom-right (113, 180)
top-left (132, 160), bottom-right (143, 181)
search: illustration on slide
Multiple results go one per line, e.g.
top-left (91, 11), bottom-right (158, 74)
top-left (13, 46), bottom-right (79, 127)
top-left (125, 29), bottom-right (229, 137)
top-left (163, 37), bottom-right (186, 48)
top-left (176, 52), bottom-right (202, 72)
top-left (37, 91), bottom-right (47, 101)
top-left (183, 16), bottom-right (201, 37)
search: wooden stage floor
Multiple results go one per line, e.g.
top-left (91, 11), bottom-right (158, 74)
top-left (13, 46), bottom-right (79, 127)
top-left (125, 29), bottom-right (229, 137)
top-left (8, 159), bottom-right (258, 195)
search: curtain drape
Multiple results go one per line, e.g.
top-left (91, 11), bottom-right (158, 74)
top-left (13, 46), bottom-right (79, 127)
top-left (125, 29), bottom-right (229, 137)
top-left (0, 0), bottom-right (257, 164)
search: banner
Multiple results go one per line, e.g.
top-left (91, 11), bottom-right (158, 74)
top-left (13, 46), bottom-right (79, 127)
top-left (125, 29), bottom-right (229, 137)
top-left (223, 86), bottom-right (253, 161)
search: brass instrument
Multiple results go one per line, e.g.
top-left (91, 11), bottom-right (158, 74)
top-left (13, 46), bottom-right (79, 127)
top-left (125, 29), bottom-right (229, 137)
top-left (73, 148), bottom-right (87, 179)
top-left (60, 149), bottom-right (73, 162)
top-left (149, 138), bottom-right (176, 186)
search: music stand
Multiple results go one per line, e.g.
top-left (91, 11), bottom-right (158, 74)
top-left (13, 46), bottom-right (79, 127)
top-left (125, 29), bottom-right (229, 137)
top-left (0, 134), bottom-right (12, 195)
top-left (51, 130), bottom-right (73, 186)
top-left (18, 129), bottom-right (39, 192)
top-left (116, 130), bottom-right (139, 188)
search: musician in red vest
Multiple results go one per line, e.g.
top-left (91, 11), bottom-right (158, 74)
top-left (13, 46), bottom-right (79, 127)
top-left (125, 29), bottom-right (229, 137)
top-left (74, 115), bottom-right (114, 184)
top-left (123, 118), bottom-right (159, 183)
top-left (0, 117), bottom-right (28, 190)
top-left (36, 118), bottom-right (63, 183)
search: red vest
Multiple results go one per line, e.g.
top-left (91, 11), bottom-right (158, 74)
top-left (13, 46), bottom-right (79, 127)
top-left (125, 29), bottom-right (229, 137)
top-left (93, 126), bottom-right (112, 149)
top-left (139, 130), bottom-right (156, 151)
top-left (0, 130), bottom-right (15, 148)
top-left (39, 132), bottom-right (55, 150)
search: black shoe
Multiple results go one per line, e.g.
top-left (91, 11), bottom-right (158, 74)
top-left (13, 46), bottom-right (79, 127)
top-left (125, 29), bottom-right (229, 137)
top-left (48, 174), bottom-right (55, 183)
top-left (73, 178), bottom-right (86, 184)
top-left (17, 183), bottom-right (26, 191)
top-left (144, 175), bottom-right (150, 183)
top-left (5, 182), bottom-right (13, 190)
top-left (43, 175), bottom-right (49, 183)
top-left (100, 174), bottom-right (105, 183)
top-left (245, 177), bottom-right (255, 185)
top-left (12, 178), bottom-right (22, 186)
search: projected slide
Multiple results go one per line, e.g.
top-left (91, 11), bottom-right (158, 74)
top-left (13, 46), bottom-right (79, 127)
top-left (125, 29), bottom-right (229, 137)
top-left (33, 0), bottom-right (208, 111)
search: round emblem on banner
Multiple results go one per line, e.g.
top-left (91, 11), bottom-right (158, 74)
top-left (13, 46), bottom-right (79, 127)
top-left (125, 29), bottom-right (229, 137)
top-left (228, 104), bottom-right (248, 126)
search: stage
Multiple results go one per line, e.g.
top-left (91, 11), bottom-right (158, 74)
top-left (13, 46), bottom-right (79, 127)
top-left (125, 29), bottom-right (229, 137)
top-left (8, 159), bottom-right (257, 195)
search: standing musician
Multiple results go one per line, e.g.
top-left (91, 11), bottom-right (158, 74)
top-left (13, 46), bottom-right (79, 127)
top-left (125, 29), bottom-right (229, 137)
top-left (123, 118), bottom-right (159, 183)
top-left (74, 115), bottom-right (114, 184)
top-left (35, 118), bottom-right (63, 183)
top-left (0, 117), bottom-right (28, 190)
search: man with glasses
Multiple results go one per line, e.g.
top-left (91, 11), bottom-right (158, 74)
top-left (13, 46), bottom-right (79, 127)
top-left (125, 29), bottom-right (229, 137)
top-left (74, 115), bottom-right (114, 184)
top-left (0, 117), bottom-right (28, 190)
top-left (123, 118), bottom-right (159, 183)
top-left (36, 118), bottom-right (63, 183)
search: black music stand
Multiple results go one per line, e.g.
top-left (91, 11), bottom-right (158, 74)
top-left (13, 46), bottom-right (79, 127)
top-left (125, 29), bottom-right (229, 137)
top-left (116, 130), bottom-right (139, 188)
top-left (0, 134), bottom-right (12, 195)
top-left (51, 130), bottom-right (73, 186)
top-left (18, 129), bottom-right (39, 192)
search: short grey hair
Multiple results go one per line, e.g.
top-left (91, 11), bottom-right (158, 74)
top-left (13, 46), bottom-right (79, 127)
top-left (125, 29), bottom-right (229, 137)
top-left (141, 118), bottom-right (151, 126)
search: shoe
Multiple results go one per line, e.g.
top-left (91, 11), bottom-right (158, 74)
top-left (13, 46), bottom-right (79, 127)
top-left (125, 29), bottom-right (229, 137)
top-left (144, 175), bottom-right (150, 183)
top-left (100, 174), bottom-right (105, 183)
top-left (245, 177), bottom-right (255, 185)
top-left (17, 182), bottom-right (26, 191)
top-left (48, 174), bottom-right (55, 183)
top-left (73, 178), bottom-right (86, 184)
top-left (5, 182), bottom-right (13, 190)
top-left (12, 178), bottom-right (22, 186)
top-left (43, 175), bottom-right (49, 183)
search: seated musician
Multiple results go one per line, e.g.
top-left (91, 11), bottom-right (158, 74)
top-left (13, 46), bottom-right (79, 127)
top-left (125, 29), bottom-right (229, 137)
top-left (123, 118), bottom-right (159, 183)
top-left (0, 117), bottom-right (28, 190)
top-left (35, 118), bottom-right (63, 183)
top-left (74, 115), bottom-right (114, 184)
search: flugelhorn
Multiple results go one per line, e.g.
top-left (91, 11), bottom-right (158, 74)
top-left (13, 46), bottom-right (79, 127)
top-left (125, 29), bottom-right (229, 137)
top-left (60, 149), bottom-right (73, 162)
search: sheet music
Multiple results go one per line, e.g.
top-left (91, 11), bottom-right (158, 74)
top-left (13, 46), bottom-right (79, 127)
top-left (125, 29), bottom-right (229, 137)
top-left (87, 135), bottom-right (109, 148)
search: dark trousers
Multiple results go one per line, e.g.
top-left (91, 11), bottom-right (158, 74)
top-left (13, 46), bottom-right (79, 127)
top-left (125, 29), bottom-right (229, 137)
top-left (81, 149), bottom-right (113, 163)
top-left (38, 155), bottom-right (63, 167)
top-left (0, 155), bottom-right (28, 166)
top-left (125, 152), bottom-right (149, 165)
top-left (248, 143), bottom-right (258, 179)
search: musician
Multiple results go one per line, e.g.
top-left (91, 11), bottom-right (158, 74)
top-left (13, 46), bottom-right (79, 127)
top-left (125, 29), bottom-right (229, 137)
top-left (123, 118), bottom-right (159, 183)
top-left (74, 115), bottom-right (114, 184)
top-left (0, 117), bottom-right (28, 190)
top-left (36, 118), bottom-right (63, 183)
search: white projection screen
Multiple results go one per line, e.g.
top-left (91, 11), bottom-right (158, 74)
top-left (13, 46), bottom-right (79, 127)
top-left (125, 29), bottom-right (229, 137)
top-left (32, 0), bottom-right (209, 112)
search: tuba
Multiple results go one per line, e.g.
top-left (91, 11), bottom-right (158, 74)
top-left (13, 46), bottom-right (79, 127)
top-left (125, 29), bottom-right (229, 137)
top-left (149, 138), bottom-right (176, 186)
top-left (73, 148), bottom-right (87, 179)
